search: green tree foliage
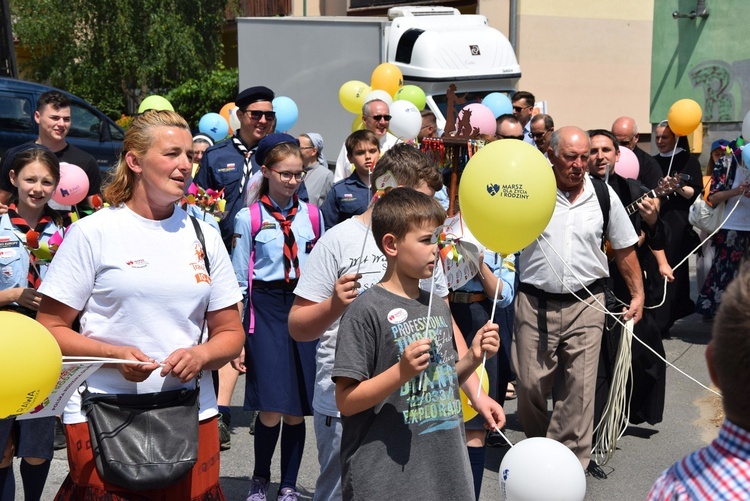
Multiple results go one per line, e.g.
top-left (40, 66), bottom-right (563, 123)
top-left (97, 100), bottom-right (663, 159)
top-left (167, 67), bottom-right (239, 128)
top-left (12, 0), bottom-right (228, 119)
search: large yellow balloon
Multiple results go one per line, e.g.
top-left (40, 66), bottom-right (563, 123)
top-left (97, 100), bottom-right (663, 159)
top-left (0, 312), bottom-right (62, 418)
top-left (667, 99), bottom-right (702, 136)
top-left (460, 366), bottom-right (490, 422)
top-left (339, 80), bottom-right (371, 114)
top-left (371, 63), bottom-right (403, 97)
top-left (459, 140), bottom-right (557, 255)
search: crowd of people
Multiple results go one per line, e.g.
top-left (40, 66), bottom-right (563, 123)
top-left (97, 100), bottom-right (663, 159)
top-left (0, 84), bottom-right (747, 500)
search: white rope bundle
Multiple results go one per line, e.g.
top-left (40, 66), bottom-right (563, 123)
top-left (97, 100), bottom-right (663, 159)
top-left (591, 318), bottom-right (634, 465)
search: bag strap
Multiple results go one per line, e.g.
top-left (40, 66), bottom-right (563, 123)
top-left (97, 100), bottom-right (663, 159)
top-left (189, 215), bottom-right (212, 395)
top-left (590, 176), bottom-right (610, 250)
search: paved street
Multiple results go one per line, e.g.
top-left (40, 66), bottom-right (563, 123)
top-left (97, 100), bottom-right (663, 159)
top-left (32, 259), bottom-right (719, 500)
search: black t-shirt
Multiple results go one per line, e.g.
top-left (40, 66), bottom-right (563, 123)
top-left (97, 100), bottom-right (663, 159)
top-left (0, 141), bottom-right (102, 211)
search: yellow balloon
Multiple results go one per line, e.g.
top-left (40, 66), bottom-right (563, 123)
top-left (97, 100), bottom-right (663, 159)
top-left (459, 140), bottom-right (557, 255)
top-left (371, 63), bottom-right (403, 97)
top-left (339, 80), bottom-right (371, 114)
top-left (460, 365), bottom-right (490, 422)
top-left (0, 312), bottom-right (62, 418)
top-left (351, 114), bottom-right (365, 132)
top-left (667, 99), bottom-right (702, 136)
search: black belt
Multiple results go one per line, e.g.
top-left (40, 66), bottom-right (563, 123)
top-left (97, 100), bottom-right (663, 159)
top-left (252, 279), bottom-right (298, 291)
top-left (519, 281), bottom-right (603, 303)
top-left (0, 305), bottom-right (36, 317)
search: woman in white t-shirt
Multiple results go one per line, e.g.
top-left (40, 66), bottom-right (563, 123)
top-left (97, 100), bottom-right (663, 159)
top-left (36, 110), bottom-right (244, 500)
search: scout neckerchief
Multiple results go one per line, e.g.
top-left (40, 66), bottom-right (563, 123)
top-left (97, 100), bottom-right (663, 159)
top-left (7, 204), bottom-right (51, 289)
top-left (231, 133), bottom-right (257, 195)
top-left (259, 194), bottom-right (299, 282)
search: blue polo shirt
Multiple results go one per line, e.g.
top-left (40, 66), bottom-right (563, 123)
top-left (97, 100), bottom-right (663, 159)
top-left (320, 172), bottom-right (370, 230)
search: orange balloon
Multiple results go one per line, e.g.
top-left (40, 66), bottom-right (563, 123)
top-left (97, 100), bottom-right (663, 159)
top-left (371, 63), bottom-right (403, 97)
top-left (219, 102), bottom-right (235, 133)
top-left (667, 99), bottom-right (702, 136)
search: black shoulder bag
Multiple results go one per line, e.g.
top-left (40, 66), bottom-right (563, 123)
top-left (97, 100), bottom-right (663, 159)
top-left (80, 216), bottom-right (211, 491)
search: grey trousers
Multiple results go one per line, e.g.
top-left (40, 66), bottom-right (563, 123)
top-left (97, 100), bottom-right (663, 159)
top-left (511, 290), bottom-right (605, 468)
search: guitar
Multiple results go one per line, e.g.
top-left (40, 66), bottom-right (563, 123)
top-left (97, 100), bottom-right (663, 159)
top-left (604, 173), bottom-right (691, 260)
top-left (623, 173), bottom-right (691, 216)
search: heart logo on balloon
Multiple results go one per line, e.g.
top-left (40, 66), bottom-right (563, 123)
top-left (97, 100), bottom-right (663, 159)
top-left (486, 184), bottom-right (500, 196)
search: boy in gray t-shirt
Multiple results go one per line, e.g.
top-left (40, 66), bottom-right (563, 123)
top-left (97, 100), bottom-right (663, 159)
top-left (333, 188), bottom-right (500, 500)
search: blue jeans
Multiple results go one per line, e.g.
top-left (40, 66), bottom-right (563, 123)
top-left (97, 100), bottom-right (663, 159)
top-left (313, 413), bottom-right (342, 501)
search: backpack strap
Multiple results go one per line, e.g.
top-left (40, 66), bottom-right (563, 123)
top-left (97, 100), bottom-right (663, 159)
top-left (305, 202), bottom-right (322, 242)
top-left (246, 202), bottom-right (262, 334)
top-left (590, 176), bottom-right (610, 250)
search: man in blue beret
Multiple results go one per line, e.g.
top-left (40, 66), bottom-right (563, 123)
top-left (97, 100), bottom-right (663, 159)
top-left (193, 86), bottom-right (276, 250)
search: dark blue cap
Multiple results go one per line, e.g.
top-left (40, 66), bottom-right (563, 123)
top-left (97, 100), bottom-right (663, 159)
top-left (255, 133), bottom-right (299, 166)
top-left (236, 86), bottom-right (274, 109)
top-left (711, 139), bottom-right (730, 152)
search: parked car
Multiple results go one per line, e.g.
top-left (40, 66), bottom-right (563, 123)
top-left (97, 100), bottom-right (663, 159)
top-left (0, 77), bottom-right (124, 175)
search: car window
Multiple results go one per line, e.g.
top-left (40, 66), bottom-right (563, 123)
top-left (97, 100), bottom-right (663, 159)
top-left (0, 95), bottom-right (33, 132)
top-left (109, 122), bottom-right (124, 141)
top-left (68, 104), bottom-right (101, 140)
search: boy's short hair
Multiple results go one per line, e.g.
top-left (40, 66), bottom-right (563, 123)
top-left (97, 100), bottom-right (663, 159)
top-left (710, 262), bottom-right (750, 419)
top-left (37, 90), bottom-right (71, 112)
top-left (345, 130), bottom-right (379, 157)
top-left (371, 187), bottom-right (446, 254)
top-left (370, 144), bottom-right (443, 194)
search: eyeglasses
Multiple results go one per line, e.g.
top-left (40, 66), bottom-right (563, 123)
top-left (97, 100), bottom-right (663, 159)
top-left (616, 136), bottom-right (635, 146)
top-left (271, 169), bottom-right (306, 182)
top-left (498, 134), bottom-right (525, 141)
top-left (366, 114), bottom-right (391, 122)
top-left (241, 110), bottom-right (276, 121)
top-left (531, 130), bottom-right (549, 139)
top-left (299, 146), bottom-right (315, 150)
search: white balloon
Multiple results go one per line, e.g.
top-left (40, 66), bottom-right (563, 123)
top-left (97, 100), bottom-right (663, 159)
top-left (364, 89), bottom-right (393, 107)
top-left (388, 100), bottom-right (422, 140)
top-left (742, 110), bottom-right (750, 141)
top-left (499, 438), bottom-right (586, 501)
top-left (230, 107), bottom-right (241, 132)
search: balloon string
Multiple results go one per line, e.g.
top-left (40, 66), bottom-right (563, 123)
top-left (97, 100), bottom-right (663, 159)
top-left (536, 233), bottom-right (720, 397)
top-left (354, 214), bottom-right (372, 278)
top-left (494, 426), bottom-right (513, 447)
top-left (418, 250), bottom-right (440, 392)
top-left (665, 140), bottom-right (678, 178)
top-left (477, 267), bottom-right (502, 398)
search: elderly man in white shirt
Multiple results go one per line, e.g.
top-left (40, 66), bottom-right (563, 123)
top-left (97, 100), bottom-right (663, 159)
top-left (512, 126), bottom-right (645, 471)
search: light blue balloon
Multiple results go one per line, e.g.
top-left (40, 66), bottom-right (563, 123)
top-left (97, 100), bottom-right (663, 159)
top-left (742, 145), bottom-right (750, 167)
top-left (273, 96), bottom-right (299, 132)
top-left (198, 113), bottom-right (229, 142)
top-left (482, 92), bottom-right (513, 119)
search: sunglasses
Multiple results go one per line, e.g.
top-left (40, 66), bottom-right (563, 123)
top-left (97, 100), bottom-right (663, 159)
top-left (241, 110), bottom-right (276, 121)
top-left (366, 114), bottom-right (392, 122)
top-left (531, 131), bottom-right (549, 139)
top-left (512, 106), bottom-right (529, 113)
top-left (272, 169), bottom-right (306, 182)
top-left (498, 134), bottom-right (525, 141)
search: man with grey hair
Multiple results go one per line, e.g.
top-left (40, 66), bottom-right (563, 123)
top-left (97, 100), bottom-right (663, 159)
top-left (611, 116), bottom-right (662, 190)
top-left (333, 99), bottom-right (399, 182)
top-left (299, 133), bottom-right (333, 207)
top-left (512, 126), bottom-right (644, 470)
top-left (530, 113), bottom-right (554, 156)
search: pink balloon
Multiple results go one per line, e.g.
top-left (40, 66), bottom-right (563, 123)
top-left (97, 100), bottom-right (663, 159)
top-left (53, 162), bottom-right (89, 205)
top-left (614, 146), bottom-right (639, 179)
top-left (455, 103), bottom-right (496, 136)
